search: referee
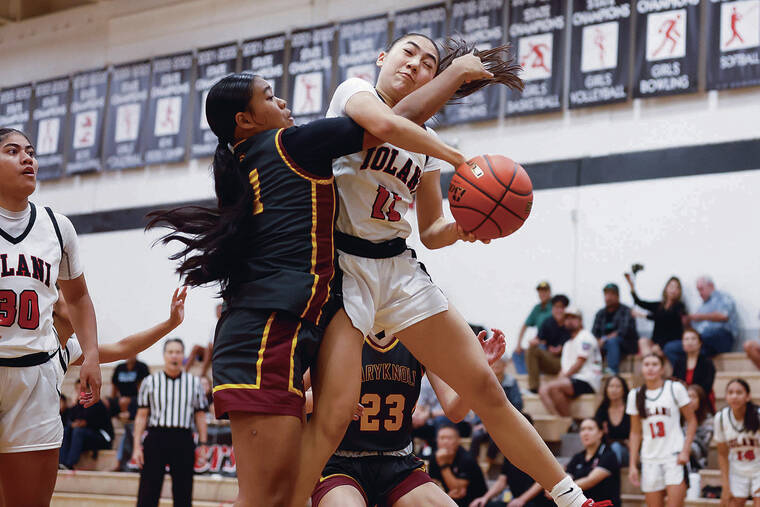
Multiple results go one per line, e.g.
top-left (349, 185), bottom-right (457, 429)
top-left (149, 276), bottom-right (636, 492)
top-left (132, 338), bottom-right (208, 507)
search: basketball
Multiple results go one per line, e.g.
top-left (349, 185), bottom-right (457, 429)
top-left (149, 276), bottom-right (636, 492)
top-left (447, 155), bottom-right (533, 240)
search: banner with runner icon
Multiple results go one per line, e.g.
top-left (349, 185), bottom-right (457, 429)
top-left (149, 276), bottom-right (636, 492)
top-left (633, 0), bottom-right (701, 97)
top-left (66, 69), bottom-right (108, 175)
top-left (31, 77), bottom-right (70, 180)
top-left (568, 0), bottom-right (632, 107)
top-left (506, 0), bottom-right (567, 116)
top-left (707, 0), bottom-right (760, 89)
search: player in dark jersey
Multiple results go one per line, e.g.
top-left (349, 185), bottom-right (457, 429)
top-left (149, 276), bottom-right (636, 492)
top-left (309, 328), bottom-right (506, 506)
top-left (147, 73), bottom-right (465, 506)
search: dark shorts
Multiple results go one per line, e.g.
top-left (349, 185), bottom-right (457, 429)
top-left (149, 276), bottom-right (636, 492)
top-left (212, 309), bottom-right (321, 419)
top-left (570, 377), bottom-right (595, 397)
top-left (311, 454), bottom-right (432, 507)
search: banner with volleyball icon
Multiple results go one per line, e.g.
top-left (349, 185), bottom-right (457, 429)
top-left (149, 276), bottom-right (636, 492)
top-left (104, 60), bottom-right (151, 170)
top-left (442, 0), bottom-right (506, 125)
top-left (30, 77), bottom-right (70, 180)
top-left (193, 43), bottom-right (239, 159)
top-left (633, 0), bottom-right (701, 97)
top-left (707, 0), bottom-right (760, 90)
top-left (287, 25), bottom-right (336, 125)
top-left (337, 15), bottom-right (389, 86)
top-left (506, 0), bottom-right (567, 116)
top-left (66, 69), bottom-right (108, 175)
top-left (568, 0), bottom-right (632, 108)
top-left (142, 52), bottom-right (193, 165)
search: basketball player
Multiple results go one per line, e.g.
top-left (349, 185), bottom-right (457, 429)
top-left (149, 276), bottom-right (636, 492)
top-left (310, 329), bottom-right (505, 506)
top-left (292, 33), bottom-right (604, 507)
top-left (147, 73), bottom-right (466, 507)
top-left (714, 378), bottom-right (760, 506)
top-left (627, 354), bottom-right (697, 507)
top-left (0, 127), bottom-right (102, 506)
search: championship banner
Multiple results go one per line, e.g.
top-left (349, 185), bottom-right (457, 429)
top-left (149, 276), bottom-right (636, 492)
top-left (706, 0), bottom-right (760, 90)
top-left (242, 34), bottom-right (286, 98)
top-left (633, 0), bottom-right (701, 97)
top-left (0, 84), bottom-right (33, 135)
top-left (30, 77), bottom-right (70, 180)
top-left (393, 3), bottom-right (448, 48)
top-left (142, 52), bottom-right (193, 165)
top-left (506, 0), bottom-right (567, 116)
top-left (568, 0), bottom-right (632, 107)
top-left (442, 0), bottom-right (505, 125)
top-left (104, 61), bottom-right (151, 170)
top-left (192, 43), bottom-right (238, 158)
top-left (337, 15), bottom-right (389, 85)
top-left (288, 25), bottom-right (336, 125)
top-left (66, 69), bottom-right (108, 174)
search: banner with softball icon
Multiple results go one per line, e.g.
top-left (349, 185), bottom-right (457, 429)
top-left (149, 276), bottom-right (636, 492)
top-left (442, 0), bottom-right (506, 125)
top-left (506, 0), bottom-right (567, 116)
top-left (633, 0), bottom-right (701, 97)
top-left (30, 77), bottom-right (70, 180)
top-left (288, 25), bottom-right (336, 125)
top-left (393, 3), bottom-right (448, 50)
top-left (104, 61), bottom-right (151, 170)
top-left (706, 0), bottom-right (760, 90)
top-left (242, 33), bottom-right (286, 106)
top-left (337, 15), bottom-right (389, 86)
top-left (66, 69), bottom-right (108, 175)
top-left (193, 43), bottom-right (239, 159)
top-left (142, 52), bottom-right (193, 165)
top-left (569, 0), bottom-right (632, 107)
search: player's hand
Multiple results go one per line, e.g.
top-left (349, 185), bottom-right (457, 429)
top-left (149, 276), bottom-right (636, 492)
top-left (677, 449), bottom-right (690, 465)
top-left (453, 51), bottom-right (494, 83)
top-left (628, 466), bottom-right (640, 487)
top-left (79, 357), bottom-right (102, 408)
top-left (352, 403), bottom-right (364, 421)
top-left (436, 447), bottom-right (455, 465)
top-left (453, 223), bottom-right (491, 244)
top-left (132, 447), bottom-right (144, 469)
top-left (720, 488), bottom-right (733, 507)
top-left (168, 287), bottom-right (187, 328)
top-left (478, 329), bottom-right (506, 366)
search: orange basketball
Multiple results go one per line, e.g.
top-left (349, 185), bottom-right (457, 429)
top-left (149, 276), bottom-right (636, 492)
top-left (447, 155), bottom-right (533, 240)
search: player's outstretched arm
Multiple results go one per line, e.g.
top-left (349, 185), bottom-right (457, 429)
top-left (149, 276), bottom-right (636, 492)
top-left (428, 329), bottom-right (506, 421)
top-left (59, 274), bottom-right (101, 407)
top-left (71, 287), bottom-right (187, 366)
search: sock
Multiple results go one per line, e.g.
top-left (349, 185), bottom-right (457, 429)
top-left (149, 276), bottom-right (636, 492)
top-left (550, 475), bottom-right (587, 507)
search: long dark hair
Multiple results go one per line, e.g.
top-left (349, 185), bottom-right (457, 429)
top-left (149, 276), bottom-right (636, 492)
top-left (727, 378), bottom-right (760, 433)
top-left (0, 128), bottom-right (32, 145)
top-left (661, 275), bottom-right (683, 309)
top-left (597, 375), bottom-right (630, 416)
top-left (687, 384), bottom-right (711, 424)
top-left (146, 73), bottom-right (256, 296)
top-left (636, 353), bottom-right (666, 417)
top-left (387, 33), bottom-right (524, 102)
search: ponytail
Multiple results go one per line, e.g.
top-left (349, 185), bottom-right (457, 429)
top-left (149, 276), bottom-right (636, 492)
top-left (437, 37), bottom-right (524, 101)
top-left (146, 73), bottom-right (257, 296)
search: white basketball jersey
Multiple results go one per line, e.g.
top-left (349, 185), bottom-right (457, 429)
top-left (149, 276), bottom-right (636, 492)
top-left (714, 406), bottom-right (760, 476)
top-left (0, 203), bottom-right (65, 357)
top-left (626, 380), bottom-right (691, 461)
top-left (326, 78), bottom-right (444, 242)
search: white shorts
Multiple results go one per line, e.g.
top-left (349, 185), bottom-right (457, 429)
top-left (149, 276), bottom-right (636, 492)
top-left (338, 249), bottom-right (448, 337)
top-left (0, 359), bottom-right (63, 453)
top-left (729, 469), bottom-right (760, 498)
top-left (641, 456), bottom-right (685, 493)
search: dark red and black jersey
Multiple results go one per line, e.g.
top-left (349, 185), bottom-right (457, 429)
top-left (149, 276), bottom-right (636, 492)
top-left (337, 335), bottom-right (424, 452)
top-left (225, 118), bottom-right (364, 326)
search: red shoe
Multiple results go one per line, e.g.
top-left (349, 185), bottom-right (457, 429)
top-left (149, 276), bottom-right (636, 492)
top-left (582, 501), bottom-right (613, 507)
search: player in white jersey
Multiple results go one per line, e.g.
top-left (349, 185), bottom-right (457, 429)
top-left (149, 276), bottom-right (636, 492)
top-left (627, 353), bottom-right (697, 507)
top-left (715, 378), bottom-right (760, 506)
top-left (0, 128), bottom-right (101, 506)
top-left (291, 34), bottom-right (607, 507)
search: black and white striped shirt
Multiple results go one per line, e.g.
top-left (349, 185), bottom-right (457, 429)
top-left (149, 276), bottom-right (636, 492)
top-left (137, 371), bottom-right (208, 429)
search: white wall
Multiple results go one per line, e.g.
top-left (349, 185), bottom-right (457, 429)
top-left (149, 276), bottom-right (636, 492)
top-left (1, 0), bottom-right (758, 364)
